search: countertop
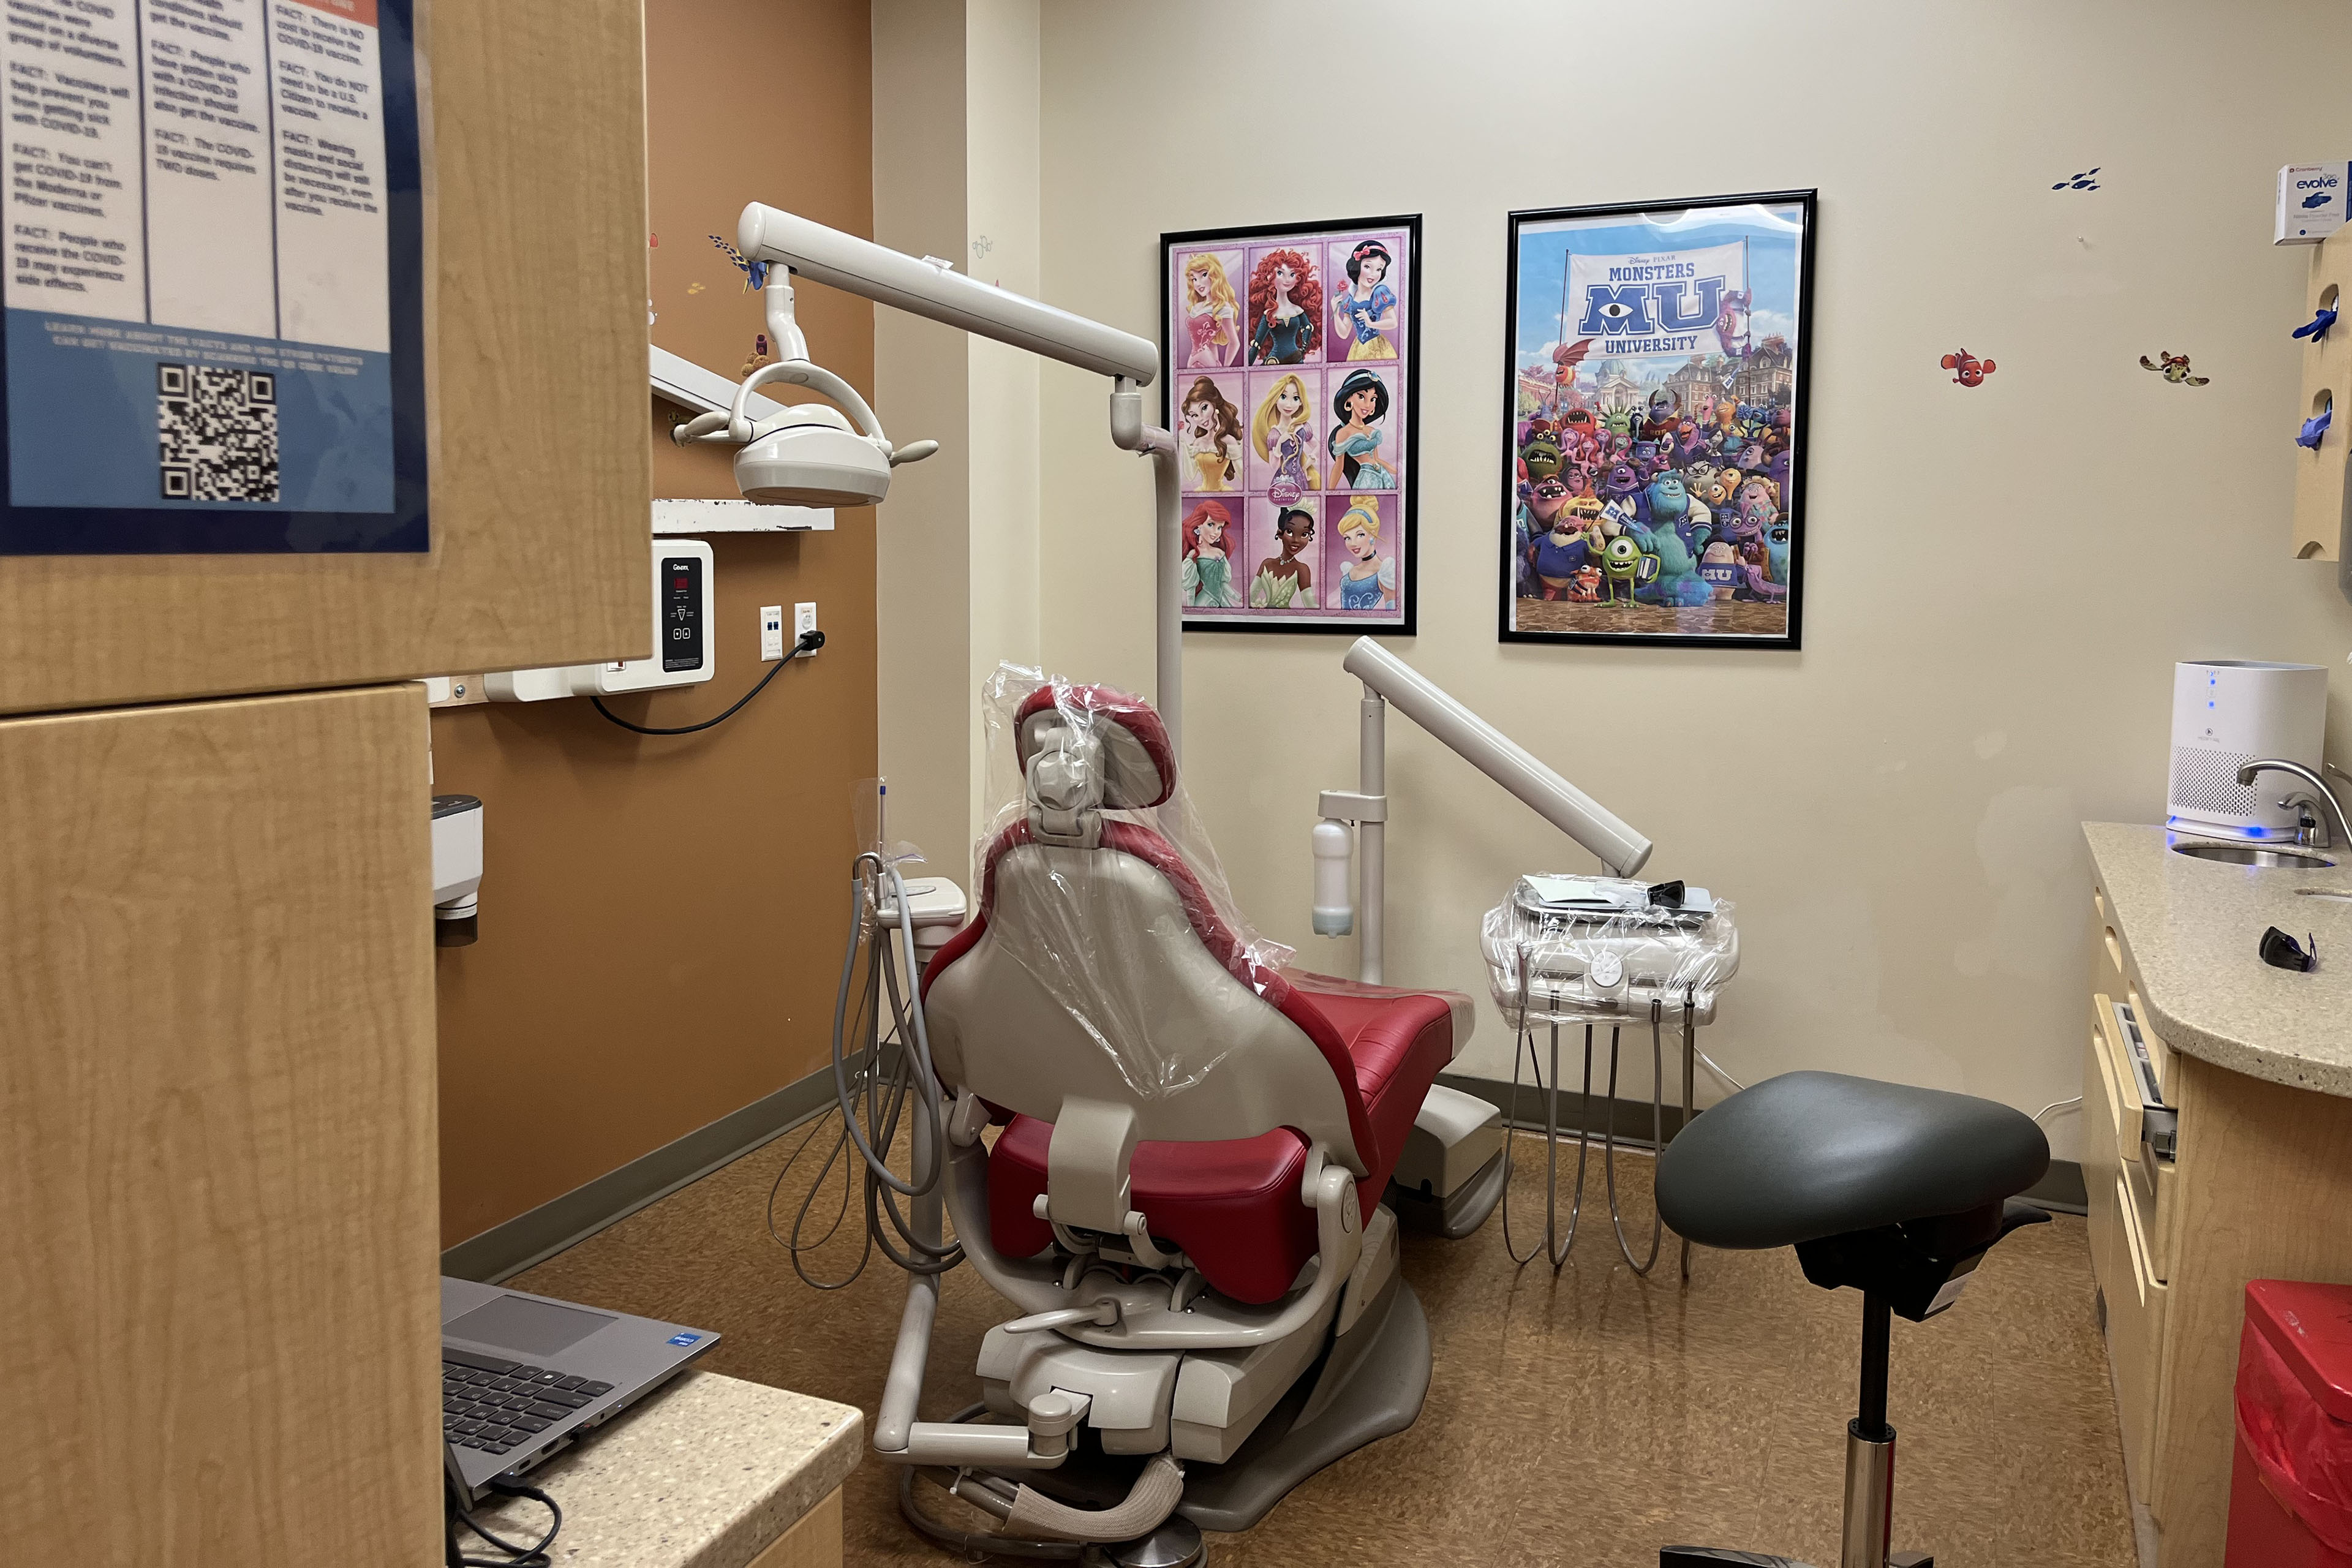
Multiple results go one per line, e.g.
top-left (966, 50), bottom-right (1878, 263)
top-left (464, 1370), bottom-right (862, 1568)
top-left (2085, 821), bottom-right (2352, 1098)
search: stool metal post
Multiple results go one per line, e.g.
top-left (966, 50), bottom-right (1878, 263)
top-left (1840, 1293), bottom-right (1899, 1568)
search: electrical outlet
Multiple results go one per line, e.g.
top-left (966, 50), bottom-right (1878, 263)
top-left (759, 605), bottom-right (785, 662)
top-left (794, 601), bottom-right (819, 649)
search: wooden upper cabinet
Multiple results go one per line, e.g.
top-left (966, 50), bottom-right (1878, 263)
top-left (0, 0), bottom-right (654, 717)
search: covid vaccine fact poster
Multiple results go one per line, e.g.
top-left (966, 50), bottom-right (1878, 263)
top-left (0, 0), bottom-right (423, 553)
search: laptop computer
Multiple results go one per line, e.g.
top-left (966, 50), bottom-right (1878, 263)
top-left (440, 1276), bottom-right (719, 1499)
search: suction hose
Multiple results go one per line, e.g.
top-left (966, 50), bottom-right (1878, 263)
top-left (1003, 1453), bottom-right (1185, 1544)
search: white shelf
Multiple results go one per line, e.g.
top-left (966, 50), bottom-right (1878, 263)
top-left (652, 497), bottom-right (834, 534)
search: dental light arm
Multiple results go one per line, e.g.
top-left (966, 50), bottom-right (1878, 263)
top-left (1321, 638), bottom-right (1653, 983)
top-left (676, 203), bottom-right (1185, 749)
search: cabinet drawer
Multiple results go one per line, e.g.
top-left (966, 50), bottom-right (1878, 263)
top-left (2094, 887), bottom-right (2130, 996)
top-left (2122, 1141), bottom-right (2177, 1284)
top-left (2125, 984), bottom-right (2173, 1100)
top-left (2098, 992), bottom-right (2154, 1152)
top-left (2082, 1016), bottom-right (2125, 1302)
top-left (2106, 1172), bottom-right (2170, 1495)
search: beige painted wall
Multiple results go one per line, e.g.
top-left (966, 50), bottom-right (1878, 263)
top-left (1018, 0), bottom-right (2352, 1159)
top-left (874, 0), bottom-right (1045, 884)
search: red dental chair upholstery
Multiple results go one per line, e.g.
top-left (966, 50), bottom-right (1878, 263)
top-left (924, 684), bottom-right (1461, 1306)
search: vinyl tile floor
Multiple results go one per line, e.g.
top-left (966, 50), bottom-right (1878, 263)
top-left (510, 1126), bottom-right (2138, 1567)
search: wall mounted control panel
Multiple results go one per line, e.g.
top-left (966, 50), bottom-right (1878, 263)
top-left (660, 553), bottom-right (706, 674)
top-left (484, 540), bottom-right (718, 701)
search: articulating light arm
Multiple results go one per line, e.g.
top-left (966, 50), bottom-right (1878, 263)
top-left (716, 203), bottom-right (1182, 747)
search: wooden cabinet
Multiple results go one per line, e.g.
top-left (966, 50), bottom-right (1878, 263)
top-left (0, 0), bottom-right (653, 718)
top-left (2084, 873), bottom-right (2352, 1568)
top-left (0, 687), bottom-right (441, 1564)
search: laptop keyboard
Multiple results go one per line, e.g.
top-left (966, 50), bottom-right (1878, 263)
top-left (443, 1346), bottom-right (614, 1457)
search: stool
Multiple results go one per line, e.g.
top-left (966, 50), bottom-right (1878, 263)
top-left (1653, 1072), bottom-right (2051, 1568)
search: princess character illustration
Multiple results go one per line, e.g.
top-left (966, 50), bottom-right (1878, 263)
top-left (1327, 368), bottom-right (1396, 491)
top-left (1251, 504), bottom-right (1317, 608)
top-left (1180, 499), bottom-right (1243, 608)
top-left (1336, 496), bottom-right (1396, 611)
top-left (1178, 376), bottom-right (1245, 492)
top-left (1251, 374), bottom-right (1320, 503)
top-left (1248, 248), bottom-right (1322, 365)
top-left (1330, 239), bottom-right (1398, 361)
top-left (1181, 253), bottom-right (1239, 369)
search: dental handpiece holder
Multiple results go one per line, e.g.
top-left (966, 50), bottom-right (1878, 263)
top-left (1483, 876), bottom-right (1740, 1025)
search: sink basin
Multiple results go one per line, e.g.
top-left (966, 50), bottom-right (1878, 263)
top-left (2169, 841), bottom-right (2337, 869)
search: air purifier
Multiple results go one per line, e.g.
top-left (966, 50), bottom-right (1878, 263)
top-left (2168, 661), bottom-right (2329, 840)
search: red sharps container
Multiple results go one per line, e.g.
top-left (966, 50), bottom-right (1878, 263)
top-left (2230, 1279), bottom-right (2352, 1567)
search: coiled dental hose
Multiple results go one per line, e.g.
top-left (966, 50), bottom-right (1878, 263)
top-left (768, 851), bottom-right (963, 1288)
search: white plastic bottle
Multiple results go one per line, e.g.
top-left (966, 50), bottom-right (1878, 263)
top-left (1311, 819), bottom-right (1354, 936)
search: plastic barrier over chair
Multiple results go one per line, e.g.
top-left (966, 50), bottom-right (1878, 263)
top-left (2231, 1278), bottom-right (2352, 1566)
top-left (972, 663), bottom-right (1294, 1101)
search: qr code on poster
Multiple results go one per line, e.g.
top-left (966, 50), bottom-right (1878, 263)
top-left (157, 363), bottom-right (279, 502)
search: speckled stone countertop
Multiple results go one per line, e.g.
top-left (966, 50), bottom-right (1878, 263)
top-left (2086, 821), bottom-right (2352, 1098)
top-left (466, 1370), bottom-right (861, 1568)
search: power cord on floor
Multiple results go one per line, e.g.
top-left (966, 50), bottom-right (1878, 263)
top-left (445, 1476), bottom-right (562, 1567)
top-left (591, 630), bottom-right (824, 736)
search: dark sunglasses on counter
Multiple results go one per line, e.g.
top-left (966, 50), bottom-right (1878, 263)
top-left (2260, 926), bottom-right (2318, 973)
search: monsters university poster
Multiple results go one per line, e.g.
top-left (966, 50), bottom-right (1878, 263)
top-left (1502, 192), bottom-right (1814, 647)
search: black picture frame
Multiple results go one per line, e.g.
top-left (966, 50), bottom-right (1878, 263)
top-left (1499, 189), bottom-right (1814, 649)
top-left (1161, 214), bottom-right (1421, 635)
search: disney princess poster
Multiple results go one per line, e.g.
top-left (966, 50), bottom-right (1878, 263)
top-left (1501, 191), bottom-right (1812, 649)
top-left (1164, 216), bottom-right (1419, 633)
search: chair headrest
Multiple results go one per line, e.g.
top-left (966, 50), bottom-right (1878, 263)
top-left (1013, 684), bottom-right (1174, 810)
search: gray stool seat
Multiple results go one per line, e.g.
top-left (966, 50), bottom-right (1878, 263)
top-left (1656, 1071), bottom-right (2049, 1250)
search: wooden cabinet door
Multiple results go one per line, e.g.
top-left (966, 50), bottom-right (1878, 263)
top-left (0, 685), bottom-right (440, 1565)
top-left (0, 0), bottom-right (654, 718)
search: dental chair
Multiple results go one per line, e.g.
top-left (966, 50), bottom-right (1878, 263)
top-left (1654, 1072), bottom-right (2051, 1568)
top-left (900, 681), bottom-right (1495, 1561)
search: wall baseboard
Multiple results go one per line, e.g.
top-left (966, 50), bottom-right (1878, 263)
top-left (441, 1067), bottom-right (841, 1284)
top-left (1439, 1072), bottom-right (2090, 1216)
top-left (445, 1065), bottom-right (2092, 1283)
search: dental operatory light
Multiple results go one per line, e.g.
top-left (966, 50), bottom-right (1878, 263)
top-left (673, 202), bottom-right (1185, 742)
top-left (669, 258), bottom-right (938, 507)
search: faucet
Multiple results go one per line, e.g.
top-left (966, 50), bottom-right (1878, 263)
top-left (2238, 760), bottom-right (2352, 850)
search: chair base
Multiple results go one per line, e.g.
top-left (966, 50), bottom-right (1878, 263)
top-left (1659, 1551), bottom-right (1931, 1567)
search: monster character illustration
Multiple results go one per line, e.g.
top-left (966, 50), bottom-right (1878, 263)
top-left (1336, 497), bottom-right (1397, 610)
top-left (1642, 470), bottom-right (1692, 536)
top-left (1566, 564), bottom-right (1602, 602)
top-left (1638, 520), bottom-right (1715, 607)
top-left (1525, 486), bottom-right (1593, 600)
top-left (1547, 336), bottom-right (1596, 416)
top-left (1248, 249), bottom-right (1323, 365)
top-left (1600, 532), bottom-right (1657, 607)
top-left (1180, 500), bottom-right (1243, 608)
top-left (1178, 376), bottom-right (1245, 492)
top-left (1181, 253), bottom-right (1240, 369)
top-left (1251, 374), bottom-right (1320, 503)
top-left (1520, 428), bottom-right (1564, 484)
top-left (2139, 351), bottom-right (2210, 386)
top-left (1327, 368), bottom-right (1397, 490)
top-left (1637, 386), bottom-right (1681, 442)
top-left (1331, 239), bottom-right (1400, 361)
top-left (1251, 504), bottom-right (1318, 608)
top-left (1598, 462), bottom-right (1644, 507)
top-left (1699, 539), bottom-right (1741, 601)
top-left (1714, 288), bottom-right (1751, 358)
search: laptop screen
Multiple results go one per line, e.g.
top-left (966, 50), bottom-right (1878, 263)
top-left (445, 1293), bottom-right (616, 1357)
